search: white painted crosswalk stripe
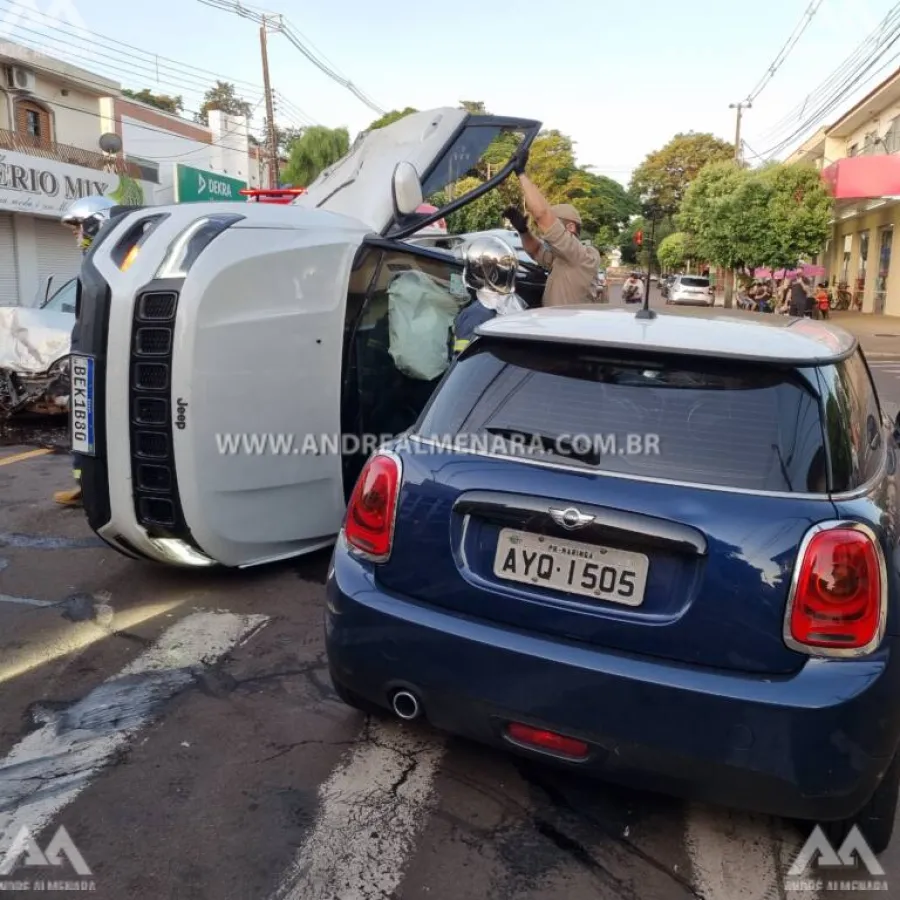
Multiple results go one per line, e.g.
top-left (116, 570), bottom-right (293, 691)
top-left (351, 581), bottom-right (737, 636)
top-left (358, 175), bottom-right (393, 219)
top-left (0, 611), bottom-right (267, 850)
top-left (269, 720), bottom-right (444, 900)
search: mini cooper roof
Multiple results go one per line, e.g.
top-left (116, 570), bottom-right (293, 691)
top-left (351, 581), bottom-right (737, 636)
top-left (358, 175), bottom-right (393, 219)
top-left (475, 306), bottom-right (858, 366)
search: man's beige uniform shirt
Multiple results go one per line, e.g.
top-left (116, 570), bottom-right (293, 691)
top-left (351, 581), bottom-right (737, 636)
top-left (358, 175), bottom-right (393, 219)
top-left (530, 219), bottom-right (602, 306)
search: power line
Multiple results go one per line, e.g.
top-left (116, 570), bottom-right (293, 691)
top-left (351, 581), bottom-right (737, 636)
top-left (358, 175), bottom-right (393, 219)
top-left (196, 0), bottom-right (386, 115)
top-left (755, 2), bottom-right (900, 147)
top-left (745, 0), bottom-right (826, 103)
top-left (759, 23), bottom-right (900, 158)
top-left (0, 15), bottom-right (263, 125)
top-left (0, 0), bottom-right (263, 96)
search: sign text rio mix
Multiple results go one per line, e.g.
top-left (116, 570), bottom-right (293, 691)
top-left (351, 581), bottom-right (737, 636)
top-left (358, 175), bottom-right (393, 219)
top-left (174, 164), bottom-right (247, 203)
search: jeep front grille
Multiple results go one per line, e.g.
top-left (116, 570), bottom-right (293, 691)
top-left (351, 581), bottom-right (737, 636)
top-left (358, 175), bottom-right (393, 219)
top-left (129, 289), bottom-right (187, 535)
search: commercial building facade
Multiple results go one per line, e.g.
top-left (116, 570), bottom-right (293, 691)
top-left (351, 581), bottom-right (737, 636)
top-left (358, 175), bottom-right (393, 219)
top-left (788, 68), bottom-right (900, 315)
top-left (0, 41), bottom-right (263, 307)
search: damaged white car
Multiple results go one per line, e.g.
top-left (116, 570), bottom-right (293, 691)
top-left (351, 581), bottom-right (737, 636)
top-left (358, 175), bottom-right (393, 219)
top-left (0, 277), bottom-right (74, 418)
top-left (69, 107), bottom-right (541, 567)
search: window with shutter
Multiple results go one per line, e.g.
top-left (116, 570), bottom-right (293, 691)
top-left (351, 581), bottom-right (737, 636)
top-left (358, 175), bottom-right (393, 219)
top-left (14, 100), bottom-right (52, 146)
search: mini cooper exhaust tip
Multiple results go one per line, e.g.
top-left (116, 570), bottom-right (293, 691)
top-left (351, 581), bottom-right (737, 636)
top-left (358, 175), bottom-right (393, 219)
top-left (391, 689), bottom-right (422, 721)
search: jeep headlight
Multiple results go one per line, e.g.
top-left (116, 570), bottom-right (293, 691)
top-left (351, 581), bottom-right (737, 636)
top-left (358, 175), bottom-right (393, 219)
top-left (156, 214), bottom-right (245, 280)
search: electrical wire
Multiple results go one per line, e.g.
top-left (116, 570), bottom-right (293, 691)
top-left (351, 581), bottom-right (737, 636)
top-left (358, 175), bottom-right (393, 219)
top-left (196, 0), bottom-right (386, 115)
top-left (0, 17), bottom-right (262, 128)
top-left (0, 0), bottom-right (264, 94)
top-left (745, 0), bottom-right (826, 103)
top-left (756, 2), bottom-right (900, 146)
top-left (759, 27), bottom-right (900, 158)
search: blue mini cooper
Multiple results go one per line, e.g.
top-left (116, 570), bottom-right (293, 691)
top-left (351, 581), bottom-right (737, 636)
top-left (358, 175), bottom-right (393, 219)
top-left (326, 306), bottom-right (900, 854)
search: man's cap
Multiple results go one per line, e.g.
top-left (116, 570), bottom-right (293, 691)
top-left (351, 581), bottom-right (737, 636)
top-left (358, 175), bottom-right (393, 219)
top-left (551, 203), bottom-right (582, 226)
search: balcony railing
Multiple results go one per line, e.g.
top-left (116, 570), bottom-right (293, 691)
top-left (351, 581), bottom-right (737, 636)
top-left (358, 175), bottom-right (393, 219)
top-left (0, 130), bottom-right (142, 178)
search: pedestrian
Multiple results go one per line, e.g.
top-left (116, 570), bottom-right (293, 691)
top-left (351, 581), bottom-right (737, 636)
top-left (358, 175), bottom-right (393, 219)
top-left (787, 275), bottom-right (810, 318)
top-left (816, 282), bottom-right (830, 320)
top-left (503, 174), bottom-right (601, 306)
top-left (52, 196), bottom-right (117, 507)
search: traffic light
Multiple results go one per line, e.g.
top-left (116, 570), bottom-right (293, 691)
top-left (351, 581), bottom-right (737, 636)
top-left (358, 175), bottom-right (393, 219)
top-left (634, 229), bottom-right (643, 246)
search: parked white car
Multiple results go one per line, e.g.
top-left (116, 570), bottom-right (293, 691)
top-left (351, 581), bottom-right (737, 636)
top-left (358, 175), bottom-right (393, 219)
top-left (667, 274), bottom-right (713, 307)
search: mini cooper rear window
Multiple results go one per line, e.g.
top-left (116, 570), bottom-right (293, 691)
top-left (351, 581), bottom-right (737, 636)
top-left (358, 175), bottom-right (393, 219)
top-left (415, 340), bottom-right (828, 493)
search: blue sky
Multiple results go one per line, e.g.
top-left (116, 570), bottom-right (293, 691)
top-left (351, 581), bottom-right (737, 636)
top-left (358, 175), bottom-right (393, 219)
top-left (2, 0), bottom-right (896, 184)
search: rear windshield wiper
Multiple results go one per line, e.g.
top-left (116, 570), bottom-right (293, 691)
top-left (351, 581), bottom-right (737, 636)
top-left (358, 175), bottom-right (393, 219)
top-left (485, 427), bottom-right (601, 465)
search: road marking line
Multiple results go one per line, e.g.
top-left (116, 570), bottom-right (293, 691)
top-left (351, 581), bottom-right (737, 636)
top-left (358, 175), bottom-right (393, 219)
top-left (0, 448), bottom-right (52, 468)
top-left (685, 804), bottom-right (818, 900)
top-left (0, 595), bottom-right (54, 607)
top-left (0, 611), bottom-right (267, 848)
top-left (269, 721), bottom-right (444, 900)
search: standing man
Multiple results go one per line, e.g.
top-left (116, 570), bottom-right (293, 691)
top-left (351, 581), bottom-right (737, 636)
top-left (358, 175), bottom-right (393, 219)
top-left (503, 173), bottom-right (601, 307)
top-left (53, 196), bottom-right (117, 507)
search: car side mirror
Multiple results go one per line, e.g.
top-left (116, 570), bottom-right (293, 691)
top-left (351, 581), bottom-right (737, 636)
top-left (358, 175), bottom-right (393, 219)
top-left (392, 161), bottom-right (423, 216)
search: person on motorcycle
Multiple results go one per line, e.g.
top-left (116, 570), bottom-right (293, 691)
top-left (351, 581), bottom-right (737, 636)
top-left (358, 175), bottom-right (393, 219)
top-left (622, 273), bottom-right (643, 303)
top-left (53, 195), bottom-right (117, 508)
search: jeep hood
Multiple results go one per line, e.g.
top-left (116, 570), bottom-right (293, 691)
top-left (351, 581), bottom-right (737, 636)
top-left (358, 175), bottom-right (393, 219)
top-left (0, 306), bottom-right (72, 374)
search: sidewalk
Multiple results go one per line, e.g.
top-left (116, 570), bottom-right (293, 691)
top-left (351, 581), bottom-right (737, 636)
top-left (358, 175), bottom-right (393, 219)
top-left (828, 311), bottom-right (900, 357)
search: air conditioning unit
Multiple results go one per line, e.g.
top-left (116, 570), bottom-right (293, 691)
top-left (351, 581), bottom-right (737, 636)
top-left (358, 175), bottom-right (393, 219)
top-left (6, 66), bottom-right (36, 93)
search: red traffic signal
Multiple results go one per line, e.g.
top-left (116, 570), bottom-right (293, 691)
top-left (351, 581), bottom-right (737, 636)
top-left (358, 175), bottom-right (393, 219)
top-left (634, 229), bottom-right (643, 246)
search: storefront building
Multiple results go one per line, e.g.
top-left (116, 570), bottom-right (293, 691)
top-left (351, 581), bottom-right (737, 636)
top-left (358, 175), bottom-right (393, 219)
top-left (788, 69), bottom-right (900, 315)
top-left (0, 43), bottom-right (146, 305)
top-left (0, 148), bottom-right (152, 305)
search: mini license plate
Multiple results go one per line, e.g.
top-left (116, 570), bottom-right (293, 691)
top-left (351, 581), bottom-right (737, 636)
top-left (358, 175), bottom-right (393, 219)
top-left (493, 528), bottom-right (649, 607)
top-left (70, 355), bottom-right (96, 456)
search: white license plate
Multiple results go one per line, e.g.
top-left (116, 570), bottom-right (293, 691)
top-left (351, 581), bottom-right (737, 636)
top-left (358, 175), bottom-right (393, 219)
top-left (493, 529), bottom-right (649, 606)
top-left (70, 354), bottom-right (96, 455)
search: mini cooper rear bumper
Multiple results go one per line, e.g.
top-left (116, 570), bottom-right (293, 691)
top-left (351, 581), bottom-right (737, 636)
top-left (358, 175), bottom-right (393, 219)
top-left (326, 544), bottom-right (900, 822)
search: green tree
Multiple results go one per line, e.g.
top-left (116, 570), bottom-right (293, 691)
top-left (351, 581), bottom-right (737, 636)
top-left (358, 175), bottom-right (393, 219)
top-left (195, 81), bottom-right (253, 126)
top-left (367, 107), bottom-right (418, 130)
top-left (122, 88), bottom-right (183, 114)
top-left (678, 161), bottom-right (756, 269)
top-left (630, 132), bottom-right (735, 215)
top-left (754, 162), bottom-right (833, 270)
top-left (657, 232), bottom-right (695, 271)
top-left (432, 176), bottom-right (507, 233)
top-left (678, 160), bottom-right (831, 274)
top-left (282, 125), bottom-right (350, 186)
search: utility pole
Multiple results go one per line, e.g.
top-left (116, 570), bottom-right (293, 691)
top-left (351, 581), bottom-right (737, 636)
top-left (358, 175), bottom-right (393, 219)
top-left (729, 100), bottom-right (752, 164)
top-left (260, 15), bottom-right (279, 189)
top-left (722, 100), bottom-right (752, 309)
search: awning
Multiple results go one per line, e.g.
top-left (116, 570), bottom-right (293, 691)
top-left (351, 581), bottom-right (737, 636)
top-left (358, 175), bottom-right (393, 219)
top-left (753, 264), bottom-right (825, 280)
top-left (821, 155), bottom-right (900, 200)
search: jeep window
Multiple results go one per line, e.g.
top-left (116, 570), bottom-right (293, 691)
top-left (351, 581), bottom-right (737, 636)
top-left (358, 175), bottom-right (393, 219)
top-left (415, 340), bottom-right (828, 493)
top-left (422, 125), bottom-right (527, 210)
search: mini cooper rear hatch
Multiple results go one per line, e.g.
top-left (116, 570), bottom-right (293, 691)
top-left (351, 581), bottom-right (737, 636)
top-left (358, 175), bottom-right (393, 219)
top-left (326, 306), bottom-right (900, 853)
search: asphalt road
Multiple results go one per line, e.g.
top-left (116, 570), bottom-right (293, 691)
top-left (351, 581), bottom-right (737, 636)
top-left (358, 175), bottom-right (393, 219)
top-left (0, 288), bottom-right (898, 900)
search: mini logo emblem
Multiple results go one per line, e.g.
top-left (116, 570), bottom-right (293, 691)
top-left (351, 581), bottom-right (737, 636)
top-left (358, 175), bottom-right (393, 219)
top-left (549, 507), bottom-right (595, 530)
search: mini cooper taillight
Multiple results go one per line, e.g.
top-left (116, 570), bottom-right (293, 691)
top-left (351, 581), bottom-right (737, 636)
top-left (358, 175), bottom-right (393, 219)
top-left (344, 452), bottom-right (402, 561)
top-left (785, 523), bottom-right (887, 656)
